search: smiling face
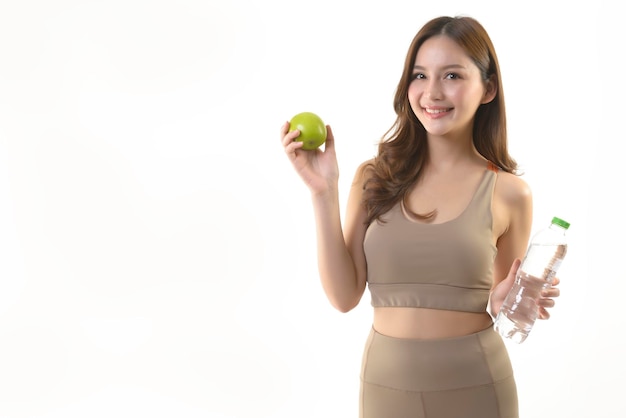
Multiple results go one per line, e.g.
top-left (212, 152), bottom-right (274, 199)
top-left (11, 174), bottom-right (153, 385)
top-left (408, 35), bottom-right (496, 139)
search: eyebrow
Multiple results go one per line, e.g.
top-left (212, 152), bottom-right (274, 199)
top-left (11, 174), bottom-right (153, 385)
top-left (413, 64), bottom-right (467, 71)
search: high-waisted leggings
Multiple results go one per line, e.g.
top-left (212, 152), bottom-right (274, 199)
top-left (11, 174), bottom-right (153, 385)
top-left (360, 325), bottom-right (518, 418)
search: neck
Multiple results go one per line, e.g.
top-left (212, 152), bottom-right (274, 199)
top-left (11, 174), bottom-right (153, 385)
top-left (425, 134), bottom-right (481, 172)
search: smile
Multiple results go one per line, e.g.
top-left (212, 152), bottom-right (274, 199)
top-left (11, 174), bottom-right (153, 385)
top-left (424, 108), bottom-right (452, 114)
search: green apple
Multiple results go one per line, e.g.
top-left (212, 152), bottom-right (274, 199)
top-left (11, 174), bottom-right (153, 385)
top-left (288, 111), bottom-right (327, 150)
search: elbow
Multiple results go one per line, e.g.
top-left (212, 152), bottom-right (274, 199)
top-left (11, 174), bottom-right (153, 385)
top-left (334, 304), bottom-right (353, 314)
top-left (330, 297), bottom-right (360, 313)
top-left (323, 277), bottom-right (365, 313)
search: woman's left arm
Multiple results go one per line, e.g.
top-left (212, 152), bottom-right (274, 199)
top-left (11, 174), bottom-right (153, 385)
top-left (488, 172), bottom-right (560, 320)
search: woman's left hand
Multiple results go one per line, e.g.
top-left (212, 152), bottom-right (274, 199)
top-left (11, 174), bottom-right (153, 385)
top-left (489, 258), bottom-right (561, 320)
top-left (537, 276), bottom-right (560, 320)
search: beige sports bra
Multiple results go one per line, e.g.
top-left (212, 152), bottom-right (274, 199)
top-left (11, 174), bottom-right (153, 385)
top-left (363, 163), bottom-right (498, 313)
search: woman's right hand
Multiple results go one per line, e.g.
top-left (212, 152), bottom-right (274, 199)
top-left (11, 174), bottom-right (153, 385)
top-left (280, 121), bottom-right (339, 195)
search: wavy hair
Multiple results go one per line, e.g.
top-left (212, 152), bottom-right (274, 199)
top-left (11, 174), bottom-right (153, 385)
top-left (362, 16), bottom-right (518, 225)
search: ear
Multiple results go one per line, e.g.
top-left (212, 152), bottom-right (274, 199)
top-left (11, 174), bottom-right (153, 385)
top-left (481, 75), bottom-right (497, 104)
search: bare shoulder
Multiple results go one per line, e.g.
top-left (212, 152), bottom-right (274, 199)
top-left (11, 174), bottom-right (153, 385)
top-left (493, 171), bottom-right (533, 238)
top-left (352, 157), bottom-right (376, 185)
top-left (494, 171), bottom-right (532, 205)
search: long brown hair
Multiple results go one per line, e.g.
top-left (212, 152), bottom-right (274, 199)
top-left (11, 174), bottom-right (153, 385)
top-left (362, 16), bottom-right (518, 225)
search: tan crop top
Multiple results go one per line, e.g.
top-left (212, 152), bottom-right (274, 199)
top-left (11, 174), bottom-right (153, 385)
top-left (363, 164), bottom-right (498, 313)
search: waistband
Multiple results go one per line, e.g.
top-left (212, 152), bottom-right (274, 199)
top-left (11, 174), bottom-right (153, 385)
top-left (361, 325), bottom-right (513, 392)
top-left (368, 282), bottom-right (490, 312)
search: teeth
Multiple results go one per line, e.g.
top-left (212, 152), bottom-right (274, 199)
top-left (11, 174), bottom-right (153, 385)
top-left (425, 108), bottom-right (450, 114)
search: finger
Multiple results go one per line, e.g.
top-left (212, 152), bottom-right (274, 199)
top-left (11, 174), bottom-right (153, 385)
top-left (538, 308), bottom-right (551, 320)
top-left (284, 138), bottom-right (304, 156)
top-left (324, 125), bottom-right (334, 151)
top-left (551, 277), bottom-right (560, 286)
top-left (541, 287), bottom-right (560, 298)
top-left (280, 120), bottom-right (301, 140)
top-left (280, 121), bottom-right (295, 147)
top-left (282, 128), bottom-right (301, 148)
top-left (507, 258), bottom-right (521, 279)
top-left (537, 298), bottom-right (555, 308)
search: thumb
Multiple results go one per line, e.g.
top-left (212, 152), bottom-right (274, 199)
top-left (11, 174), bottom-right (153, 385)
top-left (324, 125), bottom-right (334, 151)
top-left (506, 258), bottom-right (522, 281)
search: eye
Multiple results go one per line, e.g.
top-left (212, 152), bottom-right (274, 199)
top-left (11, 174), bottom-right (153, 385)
top-left (445, 72), bottom-right (460, 80)
top-left (411, 73), bottom-right (425, 80)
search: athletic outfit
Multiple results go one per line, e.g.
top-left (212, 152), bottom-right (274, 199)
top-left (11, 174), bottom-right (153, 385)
top-left (360, 163), bottom-right (518, 418)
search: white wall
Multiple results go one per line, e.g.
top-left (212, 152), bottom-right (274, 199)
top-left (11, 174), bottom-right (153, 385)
top-left (0, 0), bottom-right (621, 417)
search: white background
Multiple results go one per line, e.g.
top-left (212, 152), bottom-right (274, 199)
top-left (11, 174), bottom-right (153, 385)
top-left (0, 0), bottom-right (622, 417)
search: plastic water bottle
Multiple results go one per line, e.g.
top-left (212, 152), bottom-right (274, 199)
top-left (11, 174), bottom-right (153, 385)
top-left (494, 217), bottom-right (570, 343)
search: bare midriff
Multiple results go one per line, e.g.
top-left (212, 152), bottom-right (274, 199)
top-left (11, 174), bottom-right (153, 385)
top-left (373, 307), bottom-right (493, 340)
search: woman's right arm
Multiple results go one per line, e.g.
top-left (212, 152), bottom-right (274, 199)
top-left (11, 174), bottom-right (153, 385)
top-left (281, 122), bottom-right (369, 312)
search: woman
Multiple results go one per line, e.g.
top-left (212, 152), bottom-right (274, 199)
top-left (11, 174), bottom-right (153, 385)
top-left (280, 15), bottom-right (559, 418)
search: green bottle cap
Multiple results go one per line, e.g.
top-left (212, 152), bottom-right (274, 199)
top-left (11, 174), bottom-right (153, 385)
top-left (551, 217), bottom-right (570, 229)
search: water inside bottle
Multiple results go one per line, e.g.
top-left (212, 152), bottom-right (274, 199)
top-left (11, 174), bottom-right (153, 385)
top-left (522, 243), bottom-right (567, 283)
top-left (494, 313), bottom-right (529, 343)
top-left (495, 270), bottom-right (551, 343)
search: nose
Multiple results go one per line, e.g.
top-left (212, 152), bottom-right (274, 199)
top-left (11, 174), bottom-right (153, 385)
top-left (424, 79), bottom-right (443, 100)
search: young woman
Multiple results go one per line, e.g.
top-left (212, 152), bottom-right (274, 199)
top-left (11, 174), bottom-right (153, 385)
top-left (280, 15), bottom-right (560, 418)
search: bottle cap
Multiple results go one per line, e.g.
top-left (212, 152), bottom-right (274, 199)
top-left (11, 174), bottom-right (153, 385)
top-left (551, 217), bottom-right (570, 229)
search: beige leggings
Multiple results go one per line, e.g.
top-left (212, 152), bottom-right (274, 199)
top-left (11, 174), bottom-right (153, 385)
top-left (360, 325), bottom-right (518, 418)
